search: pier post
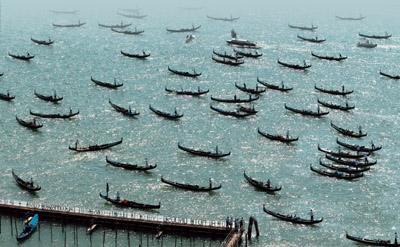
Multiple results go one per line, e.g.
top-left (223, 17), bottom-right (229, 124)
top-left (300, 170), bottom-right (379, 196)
top-left (103, 230), bottom-right (105, 247)
top-left (76, 225), bottom-right (78, 245)
top-left (128, 231), bottom-right (130, 247)
top-left (64, 228), bottom-right (67, 247)
top-left (147, 234), bottom-right (149, 247)
top-left (0, 215), bottom-right (1, 234)
top-left (38, 221), bottom-right (40, 241)
top-left (115, 229), bottom-right (117, 247)
top-left (175, 236), bottom-right (177, 247)
top-left (50, 223), bottom-right (53, 242)
top-left (10, 216), bottom-right (13, 237)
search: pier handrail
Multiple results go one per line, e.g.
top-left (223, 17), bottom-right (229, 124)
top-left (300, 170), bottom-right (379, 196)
top-left (220, 226), bottom-right (245, 247)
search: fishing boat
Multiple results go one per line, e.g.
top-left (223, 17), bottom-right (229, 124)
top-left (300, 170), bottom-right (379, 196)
top-left (8, 53), bottom-right (34, 60)
top-left (244, 171), bottom-right (281, 192)
top-left (52, 22), bottom-right (86, 27)
top-left (226, 39), bottom-right (257, 47)
top-left (263, 205), bottom-right (323, 224)
top-left (165, 87), bottom-right (209, 96)
top-left (178, 142), bottom-right (230, 158)
top-left (311, 52), bottom-right (347, 61)
top-left (16, 214), bottom-right (39, 241)
top-left (359, 32), bottom-right (392, 39)
top-left (211, 95), bottom-right (259, 103)
top-left (98, 22), bottom-right (132, 28)
top-left (34, 90), bottom-right (63, 102)
top-left (297, 35), bottom-right (326, 43)
top-left (257, 78), bottom-right (293, 91)
top-left (168, 66), bottom-right (201, 77)
top-left (317, 144), bottom-right (370, 159)
top-left (317, 98), bottom-right (354, 111)
top-left (325, 154), bottom-right (376, 167)
top-left (99, 193), bottom-right (160, 209)
top-left (345, 231), bottom-right (399, 246)
top-left (314, 85), bottom-right (353, 95)
top-left (109, 99), bottom-right (140, 116)
top-left (319, 159), bottom-right (370, 174)
top-left (278, 60), bottom-right (311, 70)
top-left (149, 105), bottom-right (183, 119)
top-left (161, 176), bottom-right (221, 192)
top-left (106, 156), bottom-right (156, 171)
top-left (31, 38), bottom-right (54, 45)
top-left (310, 165), bottom-right (363, 179)
top-left (212, 56), bottom-right (244, 66)
top-left (257, 128), bottom-right (298, 142)
top-left (357, 40), bottom-right (377, 48)
top-left (12, 169), bottom-right (41, 191)
top-left (166, 24), bottom-right (201, 32)
top-left (284, 103), bottom-right (329, 117)
top-left (16, 115), bottom-right (43, 129)
top-left (121, 50), bottom-right (150, 58)
top-left (288, 24), bottom-right (318, 31)
top-left (330, 122), bottom-right (367, 137)
top-left (69, 138), bottom-right (123, 152)
top-left (234, 49), bottom-right (262, 58)
top-left (91, 77), bottom-right (123, 89)
top-left (210, 105), bottom-right (252, 117)
top-left (117, 13), bottom-right (147, 19)
top-left (29, 109), bottom-right (79, 119)
top-left (235, 83), bottom-right (266, 94)
top-left (335, 15), bottom-right (366, 20)
top-left (380, 71), bottom-right (400, 80)
top-left (112, 28), bottom-right (144, 34)
top-left (337, 138), bottom-right (382, 152)
top-left (207, 15), bottom-right (240, 21)
top-left (0, 91), bottom-right (15, 101)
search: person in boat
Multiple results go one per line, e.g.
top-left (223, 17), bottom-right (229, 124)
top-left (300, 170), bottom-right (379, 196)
top-left (251, 104), bottom-right (255, 111)
top-left (317, 105), bottom-right (320, 113)
top-left (356, 146), bottom-right (360, 154)
top-left (249, 95), bottom-right (252, 100)
top-left (75, 140), bottom-right (79, 149)
top-left (358, 126), bottom-right (362, 135)
top-left (243, 83), bottom-right (246, 89)
top-left (7, 90), bottom-right (10, 97)
top-left (395, 232), bottom-right (398, 244)
top-left (142, 50), bottom-right (145, 55)
top-left (342, 85), bottom-right (345, 92)
top-left (281, 81), bottom-right (284, 88)
top-left (54, 91), bottom-right (57, 99)
top-left (198, 86), bottom-right (201, 92)
top-left (303, 60), bottom-right (306, 66)
top-left (309, 209), bottom-right (314, 221)
top-left (174, 108), bottom-right (177, 115)
top-left (226, 216), bottom-right (229, 228)
top-left (27, 52), bottom-right (30, 57)
top-left (286, 130), bottom-right (290, 139)
top-left (345, 100), bottom-right (348, 107)
top-left (33, 118), bottom-right (37, 125)
top-left (116, 191), bottom-right (120, 201)
top-left (355, 160), bottom-right (358, 169)
top-left (266, 179), bottom-right (271, 188)
top-left (371, 140), bottom-right (375, 149)
top-left (364, 155), bottom-right (368, 164)
top-left (236, 104), bottom-right (241, 112)
top-left (209, 178), bottom-right (212, 188)
top-left (339, 54), bottom-right (342, 58)
top-left (255, 84), bottom-right (258, 91)
top-left (215, 145), bottom-right (219, 154)
top-left (70, 107), bottom-right (72, 114)
top-left (114, 78), bottom-right (117, 85)
top-left (145, 158), bottom-right (148, 167)
top-left (129, 105), bottom-right (132, 113)
top-left (30, 178), bottom-right (34, 186)
top-left (234, 95), bottom-right (237, 100)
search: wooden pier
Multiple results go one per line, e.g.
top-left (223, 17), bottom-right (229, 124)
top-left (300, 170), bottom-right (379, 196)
top-left (220, 227), bottom-right (245, 247)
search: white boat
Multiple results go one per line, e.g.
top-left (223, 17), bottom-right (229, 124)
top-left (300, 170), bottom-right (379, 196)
top-left (226, 39), bottom-right (257, 47)
top-left (357, 40), bottom-right (377, 48)
top-left (186, 34), bottom-right (195, 43)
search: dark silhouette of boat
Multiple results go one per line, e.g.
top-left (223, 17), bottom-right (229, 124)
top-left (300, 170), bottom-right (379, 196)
top-left (297, 35), bottom-right (326, 43)
top-left (166, 24), bottom-right (201, 32)
top-left (16, 214), bottom-right (39, 241)
top-left (149, 105), bottom-right (183, 119)
top-left (52, 21), bottom-right (85, 27)
top-left (210, 105), bottom-right (252, 118)
top-left (244, 171), bottom-right (281, 192)
top-left (12, 169), bottom-right (41, 191)
top-left (178, 142), bottom-right (230, 158)
top-left (257, 128), bottom-right (298, 143)
top-left (263, 205), bottom-right (323, 224)
top-left (165, 87), bottom-right (209, 96)
top-left (8, 53), bottom-right (34, 60)
top-left (311, 52), bottom-right (347, 61)
top-left (314, 85), bottom-right (353, 95)
top-left (278, 60), bottom-right (311, 70)
top-left (161, 176), bottom-right (221, 191)
top-left (91, 77), bottom-right (123, 89)
top-left (212, 56), bottom-right (244, 66)
top-left (0, 91), bottom-right (15, 101)
top-left (288, 24), bottom-right (317, 31)
top-left (29, 109), bottom-right (79, 119)
top-left (117, 12), bottom-right (147, 19)
top-left (310, 164), bottom-right (363, 179)
top-left (16, 115), bottom-right (43, 129)
top-left (69, 138), bottom-right (123, 152)
top-left (380, 71), bottom-right (400, 80)
top-left (108, 99), bottom-right (139, 116)
top-left (100, 193), bottom-right (160, 209)
top-left (31, 38), bottom-right (54, 45)
top-left (335, 15), bottom-right (366, 20)
top-left (207, 15), bottom-right (239, 21)
top-left (168, 66), bottom-right (201, 77)
top-left (106, 156), bottom-right (156, 171)
top-left (345, 231), bottom-right (399, 246)
top-left (359, 32), bottom-right (391, 39)
top-left (34, 90), bottom-right (63, 102)
top-left (121, 50), bottom-right (150, 58)
top-left (111, 28), bottom-right (144, 35)
top-left (98, 22), bottom-right (132, 28)
top-left (284, 103), bottom-right (329, 116)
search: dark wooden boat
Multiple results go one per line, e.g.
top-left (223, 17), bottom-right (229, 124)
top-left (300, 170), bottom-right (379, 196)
top-left (121, 50), bottom-right (149, 58)
top-left (213, 50), bottom-right (244, 59)
top-left (12, 169), bottom-right (41, 191)
top-left (317, 98), bottom-right (354, 111)
top-left (257, 128), bottom-right (298, 143)
top-left (288, 24), bottom-right (318, 31)
top-left (117, 13), bottom-right (147, 19)
top-left (98, 22), bottom-right (132, 28)
top-left (226, 39), bottom-right (257, 47)
top-left (314, 85), bottom-right (353, 95)
top-left (297, 35), bottom-right (326, 43)
top-left (284, 103), bottom-right (329, 117)
top-left (0, 91), bottom-right (15, 101)
top-left (207, 15), bottom-right (239, 21)
top-left (317, 144), bottom-right (369, 159)
top-left (168, 66), bottom-right (201, 77)
top-left (311, 52), bottom-right (347, 61)
top-left (359, 33), bottom-right (391, 39)
top-left (235, 82), bottom-right (266, 94)
top-left (238, 105), bottom-right (258, 114)
top-left (325, 154), bottom-right (376, 167)
top-left (0, 73), bottom-right (3, 76)
top-left (69, 138), bottom-right (123, 152)
top-left (337, 138), bottom-right (382, 152)
top-left (161, 176), bottom-right (221, 192)
top-left (319, 159), bottom-right (370, 174)
top-left (331, 122), bottom-right (367, 137)
top-left (212, 56), bottom-right (244, 66)
top-left (244, 171), bottom-right (281, 192)
top-left (8, 53), bottom-right (34, 60)
top-left (100, 193), bottom-right (160, 209)
top-left (34, 90), bottom-right (63, 102)
top-left (310, 165), bottom-right (363, 179)
top-left (112, 28), bottom-right (144, 35)
top-left (233, 49), bottom-right (262, 58)
top-left (166, 25), bottom-right (201, 32)
top-left (16, 115), bottom-right (43, 129)
top-left (211, 95), bottom-right (259, 103)
top-left (257, 77), bottom-right (293, 91)
top-left (149, 105), bottom-right (183, 119)
top-left (345, 231), bottom-right (399, 246)
top-left (210, 105), bottom-right (252, 117)
top-left (165, 87), bottom-right (209, 96)
top-left (263, 205), bottom-right (323, 224)
top-left (52, 22), bottom-right (85, 27)
top-left (16, 214), bottom-right (39, 241)
top-left (31, 38), bottom-right (54, 45)
top-left (335, 15), bottom-right (366, 20)
top-left (29, 109), bottom-right (79, 119)
top-left (380, 71), bottom-right (400, 80)
top-left (278, 60), bottom-right (311, 70)
top-left (106, 156), bottom-right (156, 171)
top-left (178, 142), bottom-right (230, 158)
top-left (91, 77), bottom-right (123, 89)
top-left (109, 99), bottom-right (140, 116)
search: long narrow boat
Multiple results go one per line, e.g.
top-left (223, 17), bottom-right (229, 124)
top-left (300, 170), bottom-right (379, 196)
top-left (345, 231), bottom-right (399, 246)
top-left (168, 66), bottom-right (201, 77)
top-left (319, 159), bottom-right (370, 174)
top-left (12, 169), bottom-right (41, 191)
top-left (380, 71), bottom-right (400, 80)
top-left (117, 13), bottom-right (147, 19)
top-left (161, 176), bottom-right (221, 191)
top-left (357, 41), bottom-right (377, 48)
top-left (284, 103), bottom-right (329, 117)
top-left (210, 105), bottom-right (252, 117)
top-left (207, 15), bottom-right (240, 21)
top-left (29, 109), bottom-right (79, 119)
top-left (16, 115), bottom-right (43, 129)
top-left (226, 39), bottom-right (257, 47)
top-left (234, 49), bottom-right (262, 58)
top-left (310, 165), bottom-right (363, 179)
top-left (311, 52), bottom-right (347, 61)
top-left (69, 138), bottom-right (123, 152)
top-left (0, 91), bottom-right (15, 101)
top-left (288, 24), bottom-right (318, 31)
top-left (244, 171), bottom-right (281, 192)
top-left (317, 98), bottom-right (355, 111)
top-left (149, 105), bottom-right (183, 119)
top-left (278, 60), bottom-right (311, 70)
top-left (331, 122), bottom-right (367, 137)
top-left (109, 99), bottom-right (139, 116)
top-left (99, 193), bottom-right (160, 209)
top-left (297, 35), bottom-right (326, 43)
top-left (212, 56), bottom-right (244, 66)
top-left (337, 138), bottom-right (382, 152)
top-left (121, 50), bottom-right (150, 58)
top-left (257, 128), bottom-right (298, 143)
top-left (359, 33), bottom-right (391, 39)
top-left (8, 53), bottom-right (34, 60)
top-left (235, 83), bottom-right (266, 94)
top-left (34, 90), bottom-right (63, 102)
top-left (91, 77), bottom-right (123, 89)
top-left (238, 105), bottom-right (258, 114)
top-left (31, 38), bottom-right (54, 45)
top-left (325, 154), bottom-right (376, 167)
top-left (17, 214), bottom-right (39, 241)
top-left (213, 50), bottom-right (244, 59)
top-left (165, 87), bottom-right (209, 96)
top-left (106, 156), bottom-right (156, 171)
top-left (98, 22), bottom-right (132, 28)
top-left (166, 25), bottom-right (201, 32)
top-left (335, 15), bottom-right (366, 20)
top-left (314, 85), bottom-right (353, 95)
top-left (112, 28), bottom-right (144, 34)
top-left (317, 144), bottom-right (369, 159)
top-left (178, 142), bottom-right (230, 158)
top-left (211, 95), bottom-right (259, 103)
top-left (263, 205), bottom-right (323, 225)
top-left (257, 78), bottom-right (293, 91)
top-left (52, 22), bottom-right (86, 27)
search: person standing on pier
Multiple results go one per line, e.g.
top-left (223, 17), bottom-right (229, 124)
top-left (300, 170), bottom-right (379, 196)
top-left (395, 232), bottom-right (398, 244)
top-left (240, 218), bottom-right (244, 229)
top-left (226, 217), bottom-right (229, 228)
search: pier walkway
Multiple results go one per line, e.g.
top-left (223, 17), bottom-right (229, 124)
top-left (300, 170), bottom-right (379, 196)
top-left (221, 227), bottom-right (245, 247)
